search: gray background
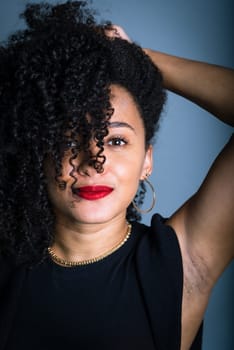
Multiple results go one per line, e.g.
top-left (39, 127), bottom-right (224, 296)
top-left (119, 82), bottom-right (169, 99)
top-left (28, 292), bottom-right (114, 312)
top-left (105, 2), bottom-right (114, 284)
top-left (0, 0), bottom-right (233, 349)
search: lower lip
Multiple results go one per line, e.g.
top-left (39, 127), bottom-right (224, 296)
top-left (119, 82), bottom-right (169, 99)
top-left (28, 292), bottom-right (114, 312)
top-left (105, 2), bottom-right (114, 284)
top-left (74, 186), bottom-right (113, 201)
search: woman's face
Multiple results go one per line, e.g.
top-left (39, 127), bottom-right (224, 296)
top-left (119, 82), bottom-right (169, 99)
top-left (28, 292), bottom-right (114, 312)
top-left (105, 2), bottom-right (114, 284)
top-left (45, 85), bottom-right (153, 226)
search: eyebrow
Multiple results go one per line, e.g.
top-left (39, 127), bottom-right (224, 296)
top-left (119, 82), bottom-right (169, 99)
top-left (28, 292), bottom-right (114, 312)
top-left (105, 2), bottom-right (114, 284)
top-left (108, 121), bottom-right (136, 133)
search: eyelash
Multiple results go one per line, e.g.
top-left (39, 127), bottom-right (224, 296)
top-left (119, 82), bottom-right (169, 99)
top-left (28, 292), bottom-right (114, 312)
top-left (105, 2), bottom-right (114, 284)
top-left (106, 136), bottom-right (128, 147)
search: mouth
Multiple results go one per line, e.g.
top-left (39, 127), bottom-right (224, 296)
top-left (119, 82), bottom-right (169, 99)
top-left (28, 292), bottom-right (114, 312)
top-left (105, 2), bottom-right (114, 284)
top-left (72, 185), bottom-right (113, 200)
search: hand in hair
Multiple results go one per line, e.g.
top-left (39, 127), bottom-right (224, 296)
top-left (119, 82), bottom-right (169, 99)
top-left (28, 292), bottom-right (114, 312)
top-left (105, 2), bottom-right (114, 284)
top-left (104, 24), bottom-right (131, 42)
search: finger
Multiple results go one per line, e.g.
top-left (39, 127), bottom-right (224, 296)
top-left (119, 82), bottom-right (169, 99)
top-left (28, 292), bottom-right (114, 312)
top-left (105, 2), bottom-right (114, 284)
top-left (105, 25), bottom-right (131, 42)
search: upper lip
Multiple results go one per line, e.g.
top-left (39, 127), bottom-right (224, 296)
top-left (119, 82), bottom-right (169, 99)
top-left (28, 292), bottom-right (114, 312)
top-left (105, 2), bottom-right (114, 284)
top-left (73, 185), bottom-right (113, 193)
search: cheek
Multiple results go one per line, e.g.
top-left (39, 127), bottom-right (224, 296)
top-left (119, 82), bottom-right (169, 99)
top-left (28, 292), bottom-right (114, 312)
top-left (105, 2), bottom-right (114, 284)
top-left (59, 161), bottom-right (73, 181)
top-left (112, 153), bottom-right (145, 184)
top-left (54, 156), bottom-right (77, 182)
top-left (44, 161), bottom-right (69, 199)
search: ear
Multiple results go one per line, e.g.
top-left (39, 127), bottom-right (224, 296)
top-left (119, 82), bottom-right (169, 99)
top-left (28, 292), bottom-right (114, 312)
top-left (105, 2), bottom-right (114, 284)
top-left (140, 145), bottom-right (153, 180)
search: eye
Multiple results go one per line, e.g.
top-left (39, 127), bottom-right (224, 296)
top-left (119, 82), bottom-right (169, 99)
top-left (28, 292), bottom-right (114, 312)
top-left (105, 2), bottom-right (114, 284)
top-left (107, 137), bottom-right (128, 147)
top-left (67, 140), bottom-right (78, 148)
top-left (60, 140), bottom-right (79, 153)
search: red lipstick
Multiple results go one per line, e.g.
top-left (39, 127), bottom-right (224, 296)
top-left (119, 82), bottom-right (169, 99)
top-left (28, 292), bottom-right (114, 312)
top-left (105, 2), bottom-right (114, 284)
top-left (74, 186), bottom-right (113, 200)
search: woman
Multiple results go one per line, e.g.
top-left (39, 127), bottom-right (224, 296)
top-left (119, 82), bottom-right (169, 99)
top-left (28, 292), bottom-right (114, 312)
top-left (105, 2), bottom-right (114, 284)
top-left (0, 1), bottom-right (233, 349)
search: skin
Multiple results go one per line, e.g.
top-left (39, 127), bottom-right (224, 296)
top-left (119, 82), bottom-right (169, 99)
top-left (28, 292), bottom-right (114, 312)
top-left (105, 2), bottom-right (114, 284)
top-left (145, 50), bottom-right (234, 348)
top-left (47, 27), bottom-right (234, 349)
top-left (46, 84), bottom-right (153, 262)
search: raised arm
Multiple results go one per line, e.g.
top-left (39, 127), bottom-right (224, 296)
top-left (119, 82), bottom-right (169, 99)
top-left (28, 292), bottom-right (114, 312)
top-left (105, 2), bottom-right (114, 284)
top-left (144, 49), bottom-right (234, 125)
top-left (144, 50), bottom-right (234, 348)
top-left (144, 49), bottom-right (234, 271)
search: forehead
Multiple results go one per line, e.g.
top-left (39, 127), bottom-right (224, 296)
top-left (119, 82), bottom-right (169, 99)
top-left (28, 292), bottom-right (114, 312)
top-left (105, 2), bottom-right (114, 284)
top-left (109, 85), bottom-right (144, 130)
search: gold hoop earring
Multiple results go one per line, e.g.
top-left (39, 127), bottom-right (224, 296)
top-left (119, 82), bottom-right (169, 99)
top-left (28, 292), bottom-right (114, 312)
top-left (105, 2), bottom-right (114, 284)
top-left (132, 177), bottom-right (156, 214)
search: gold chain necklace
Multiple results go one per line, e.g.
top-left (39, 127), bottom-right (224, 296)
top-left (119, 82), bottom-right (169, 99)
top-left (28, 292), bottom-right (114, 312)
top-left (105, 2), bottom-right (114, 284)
top-left (48, 223), bottom-right (132, 267)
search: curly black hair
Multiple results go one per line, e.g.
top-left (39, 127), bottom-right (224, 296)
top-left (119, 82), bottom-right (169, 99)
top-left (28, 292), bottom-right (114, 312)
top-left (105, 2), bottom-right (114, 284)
top-left (0, 1), bottom-right (166, 265)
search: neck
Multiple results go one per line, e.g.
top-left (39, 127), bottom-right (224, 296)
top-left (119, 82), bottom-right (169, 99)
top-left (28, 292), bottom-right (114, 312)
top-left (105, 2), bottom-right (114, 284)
top-left (51, 216), bottom-right (129, 262)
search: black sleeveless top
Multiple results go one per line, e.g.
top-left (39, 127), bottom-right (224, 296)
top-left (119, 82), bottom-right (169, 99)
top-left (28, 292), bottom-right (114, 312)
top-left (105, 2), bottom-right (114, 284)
top-left (2, 214), bottom-right (202, 350)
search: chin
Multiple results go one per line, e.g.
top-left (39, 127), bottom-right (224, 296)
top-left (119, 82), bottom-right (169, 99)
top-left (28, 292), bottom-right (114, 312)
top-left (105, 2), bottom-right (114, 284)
top-left (66, 197), bottom-right (129, 225)
top-left (69, 206), bottom-right (112, 223)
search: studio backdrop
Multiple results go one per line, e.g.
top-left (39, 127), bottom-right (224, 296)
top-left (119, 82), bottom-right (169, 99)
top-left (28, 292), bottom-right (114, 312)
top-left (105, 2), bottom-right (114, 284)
top-left (0, 1), bottom-right (233, 349)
